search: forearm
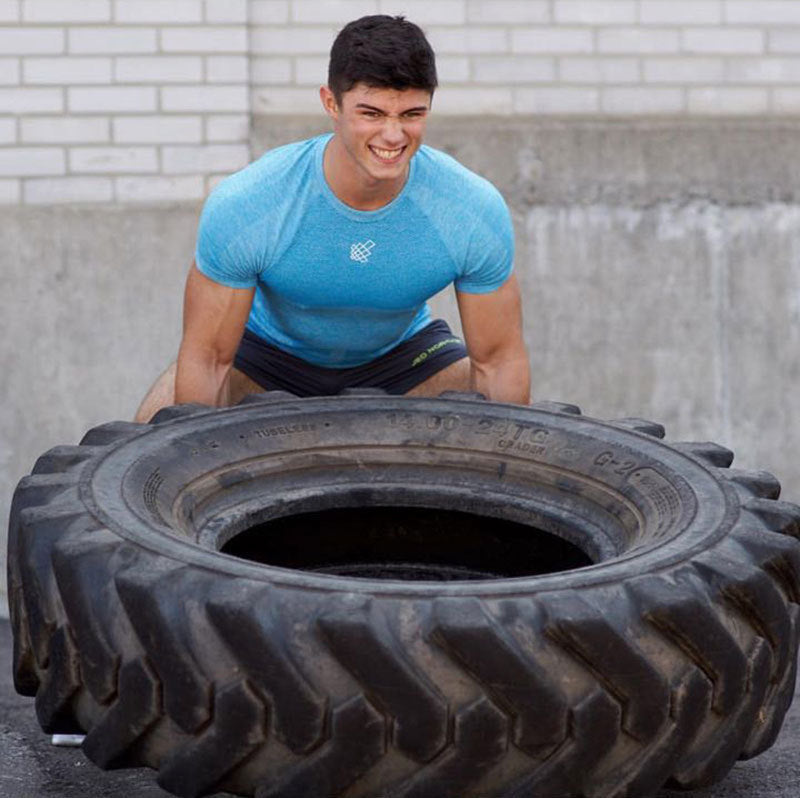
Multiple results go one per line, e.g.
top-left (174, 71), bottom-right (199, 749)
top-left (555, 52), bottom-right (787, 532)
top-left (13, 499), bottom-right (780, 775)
top-left (174, 345), bottom-right (233, 407)
top-left (470, 353), bottom-right (531, 405)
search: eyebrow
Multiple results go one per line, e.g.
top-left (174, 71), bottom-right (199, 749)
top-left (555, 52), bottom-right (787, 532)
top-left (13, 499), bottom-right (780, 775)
top-left (354, 103), bottom-right (429, 114)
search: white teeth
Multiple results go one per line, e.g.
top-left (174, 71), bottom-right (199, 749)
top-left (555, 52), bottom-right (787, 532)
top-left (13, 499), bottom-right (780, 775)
top-left (371, 146), bottom-right (403, 160)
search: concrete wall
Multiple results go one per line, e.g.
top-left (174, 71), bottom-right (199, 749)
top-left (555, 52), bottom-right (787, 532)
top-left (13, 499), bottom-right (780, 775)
top-left (2, 117), bottom-right (799, 616)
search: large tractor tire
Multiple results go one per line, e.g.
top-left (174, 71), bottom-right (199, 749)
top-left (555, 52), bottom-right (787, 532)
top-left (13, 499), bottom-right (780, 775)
top-left (8, 392), bottom-right (800, 797)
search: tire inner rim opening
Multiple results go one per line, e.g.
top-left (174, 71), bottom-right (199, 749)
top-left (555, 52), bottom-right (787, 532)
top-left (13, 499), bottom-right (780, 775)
top-left (220, 505), bottom-right (595, 580)
top-left (164, 450), bottom-right (632, 580)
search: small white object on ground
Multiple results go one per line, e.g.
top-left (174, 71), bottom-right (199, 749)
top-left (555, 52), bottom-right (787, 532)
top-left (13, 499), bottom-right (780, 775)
top-left (51, 734), bottom-right (86, 747)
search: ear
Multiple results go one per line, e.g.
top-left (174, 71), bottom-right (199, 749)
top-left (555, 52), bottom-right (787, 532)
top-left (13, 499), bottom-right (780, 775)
top-left (320, 86), bottom-right (339, 120)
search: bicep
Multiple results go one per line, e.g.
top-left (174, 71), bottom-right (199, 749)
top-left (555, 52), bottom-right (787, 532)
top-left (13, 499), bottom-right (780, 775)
top-left (181, 261), bottom-right (255, 362)
top-left (456, 273), bottom-right (524, 364)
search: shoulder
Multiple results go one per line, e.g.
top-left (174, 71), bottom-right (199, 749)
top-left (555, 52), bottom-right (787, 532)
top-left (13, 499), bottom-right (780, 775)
top-left (411, 145), bottom-right (512, 239)
top-left (203, 135), bottom-right (323, 223)
top-left (195, 135), bottom-right (326, 283)
top-left (411, 145), bottom-right (510, 232)
top-left (415, 146), bottom-right (507, 209)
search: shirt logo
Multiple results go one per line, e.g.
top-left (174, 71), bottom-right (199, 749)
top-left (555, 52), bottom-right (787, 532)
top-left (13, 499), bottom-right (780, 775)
top-left (350, 239), bottom-right (376, 263)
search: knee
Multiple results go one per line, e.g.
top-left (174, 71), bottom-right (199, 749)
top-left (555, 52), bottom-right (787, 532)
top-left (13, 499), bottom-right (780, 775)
top-left (134, 361), bottom-right (178, 423)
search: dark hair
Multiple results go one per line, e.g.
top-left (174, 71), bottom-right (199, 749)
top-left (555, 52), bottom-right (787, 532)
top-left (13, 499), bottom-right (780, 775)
top-left (328, 15), bottom-right (437, 103)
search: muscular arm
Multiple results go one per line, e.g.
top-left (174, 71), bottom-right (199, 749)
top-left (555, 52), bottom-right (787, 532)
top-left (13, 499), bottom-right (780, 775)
top-left (174, 262), bottom-right (255, 407)
top-left (456, 273), bottom-right (530, 405)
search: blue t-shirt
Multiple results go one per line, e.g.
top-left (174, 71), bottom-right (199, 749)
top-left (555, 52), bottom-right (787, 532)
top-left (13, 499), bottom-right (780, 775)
top-left (195, 133), bottom-right (514, 367)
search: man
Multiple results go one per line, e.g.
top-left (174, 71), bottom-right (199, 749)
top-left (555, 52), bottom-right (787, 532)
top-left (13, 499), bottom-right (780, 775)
top-left (135, 15), bottom-right (529, 422)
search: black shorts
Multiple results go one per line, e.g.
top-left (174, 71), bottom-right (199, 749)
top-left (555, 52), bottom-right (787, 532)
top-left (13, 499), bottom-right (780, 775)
top-left (233, 320), bottom-right (468, 397)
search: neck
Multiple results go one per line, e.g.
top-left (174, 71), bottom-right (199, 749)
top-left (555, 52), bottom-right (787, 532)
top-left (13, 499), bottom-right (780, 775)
top-left (323, 136), bottom-right (408, 211)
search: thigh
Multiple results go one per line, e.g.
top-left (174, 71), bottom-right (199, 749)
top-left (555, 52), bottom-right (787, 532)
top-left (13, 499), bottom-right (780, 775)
top-left (228, 366), bottom-right (268, 403)
top-left (404, 357), bottom-right (470, 397)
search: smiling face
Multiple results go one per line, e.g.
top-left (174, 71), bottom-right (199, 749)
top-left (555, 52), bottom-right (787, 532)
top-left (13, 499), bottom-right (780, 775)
top-left (321, 82), bottom-right (431, 208)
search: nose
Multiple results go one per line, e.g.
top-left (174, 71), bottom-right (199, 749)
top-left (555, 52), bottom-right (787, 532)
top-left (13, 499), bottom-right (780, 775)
top-left (381, 116), bottom-right (405, 146)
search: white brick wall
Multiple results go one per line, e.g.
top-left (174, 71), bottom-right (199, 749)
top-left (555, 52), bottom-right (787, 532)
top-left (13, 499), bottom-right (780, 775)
top-left (0, 146), bottom-right (64, 175)
top-left (113, 115), bottom-right (203, 144)
top-left (114, 56), bottom-right (203, 83)
top-left (24, 56), bottom-right (113, 84)
top-left (23, 1), bottom-right (111, 24)
top-left (248, 0), bottom-right (800, 120)
top-left (0, 55), bottom-right (18, 82)
top-left (0, 116), bottom-right (16, 142)
top-left (22, 116), bottom-right (109, 143)
top-left (0, 27), bottom-right (64, 53)
top-left (0, 0), bottom-right (249, 203)
top-left (161, 85), bottom-right (248, 112)
top-left (68, 27), bottom-right (158, 53)
top-left (68, 86), bottom-right (157, 113)
top-left (247, 1), bottom-right (800, 122)
top-left (24, 176), bottom-right (112, 203)
top-left (3, 0), bottom-right (800, 204)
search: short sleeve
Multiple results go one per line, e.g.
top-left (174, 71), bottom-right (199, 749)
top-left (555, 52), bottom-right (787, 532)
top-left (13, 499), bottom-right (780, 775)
top-left (454, 187), bottom-right (515, 294)
top-left (194, 186), bottom-right (261, 289)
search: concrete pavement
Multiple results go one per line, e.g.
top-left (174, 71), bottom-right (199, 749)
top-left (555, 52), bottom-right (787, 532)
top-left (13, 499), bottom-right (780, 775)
top-left (2, 617), bottom-right (798, 798)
